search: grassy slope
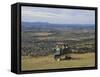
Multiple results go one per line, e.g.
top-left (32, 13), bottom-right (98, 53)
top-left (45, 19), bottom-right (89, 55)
top-left (21, 53), bottom-right (95, 71)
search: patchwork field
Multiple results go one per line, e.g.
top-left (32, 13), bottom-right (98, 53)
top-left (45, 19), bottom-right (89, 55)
top-left (21, 22), bottom-right (95, 71)
top-left (21, 52), bottom-right (95, 71)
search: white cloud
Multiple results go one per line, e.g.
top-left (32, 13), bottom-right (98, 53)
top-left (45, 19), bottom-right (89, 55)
top-left (21, 6), bottom-right (95, 24)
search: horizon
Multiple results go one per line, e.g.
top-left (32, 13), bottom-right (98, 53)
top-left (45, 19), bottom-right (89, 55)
top-left (22, 21), bottom-right (95, 26)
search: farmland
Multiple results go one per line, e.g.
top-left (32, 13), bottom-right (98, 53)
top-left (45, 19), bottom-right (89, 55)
top-left (21, 22), bottom-right (95, 70)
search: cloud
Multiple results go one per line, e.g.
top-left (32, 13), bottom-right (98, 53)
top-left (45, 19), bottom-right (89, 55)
top-left (21, 6), bottom-right (95, 24)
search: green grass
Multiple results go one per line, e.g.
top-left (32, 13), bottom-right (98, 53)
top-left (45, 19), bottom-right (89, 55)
top-left (21, 52), bottom-right (95, 71)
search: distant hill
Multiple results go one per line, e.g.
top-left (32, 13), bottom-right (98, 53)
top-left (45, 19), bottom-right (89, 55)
top-left (22, 22), bottom-right (95, 31)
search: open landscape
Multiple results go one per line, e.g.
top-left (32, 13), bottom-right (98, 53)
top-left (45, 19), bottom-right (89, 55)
top-left (21, 6), bottom-right (95, 71)
top-left (21, 22), bottom-right (95, 71)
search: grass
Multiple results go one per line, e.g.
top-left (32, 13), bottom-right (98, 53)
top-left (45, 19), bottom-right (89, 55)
top-left (21, 52), bottom-right (95, 71)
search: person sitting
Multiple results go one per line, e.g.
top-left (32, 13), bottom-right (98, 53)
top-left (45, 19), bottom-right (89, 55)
top-left (54, 45), bottom-right (61, 61)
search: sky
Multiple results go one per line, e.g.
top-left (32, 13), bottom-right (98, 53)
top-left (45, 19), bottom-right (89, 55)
top-left (21, 6), bottom-right (95, 24)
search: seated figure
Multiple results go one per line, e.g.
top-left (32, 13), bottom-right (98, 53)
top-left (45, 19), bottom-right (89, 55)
top-left (53, 43), bottom-right (71, 61)
top-left (54, 45), bottom-right (61, 61)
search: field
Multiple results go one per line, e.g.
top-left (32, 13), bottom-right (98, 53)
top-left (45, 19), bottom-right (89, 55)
top-left (21, 52), bottom-right (95, 71)
top-left (21, 22), bottom-right (95, 71)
